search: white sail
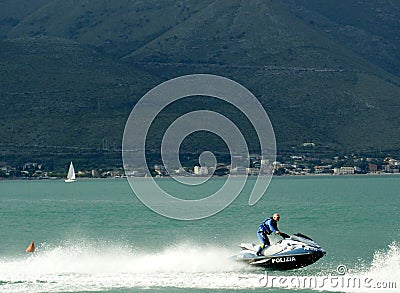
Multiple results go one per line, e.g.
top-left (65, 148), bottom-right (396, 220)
top-left (65, 162), bottom-right (76, 182)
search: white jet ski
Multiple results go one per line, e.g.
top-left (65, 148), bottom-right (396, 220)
top-left (234, 233), bottom-right (326, 270)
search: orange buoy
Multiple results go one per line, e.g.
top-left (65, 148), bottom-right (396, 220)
top-left (26, 241), bottom-right (35, 253)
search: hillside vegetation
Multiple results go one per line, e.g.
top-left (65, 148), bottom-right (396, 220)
top-left (1, 0), bottom-right (400, 169)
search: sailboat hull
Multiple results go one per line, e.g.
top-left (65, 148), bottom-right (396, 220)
top-left (64, 179), bottom-right (76, 183)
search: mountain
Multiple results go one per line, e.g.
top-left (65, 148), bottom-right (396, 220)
top-left (3, 0), bottom-right (214, 57)
top-left (121, 0), bottom-right (400, 148)
top-left (1, 0), bottom-right (400, 169)
top-left (285, 0), bottom-right (400, 78)
top-left (0, 36), bottom-right (161, 168)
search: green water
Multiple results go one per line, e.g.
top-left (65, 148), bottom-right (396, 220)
top-left (0, 176), bottom-right (399, 292)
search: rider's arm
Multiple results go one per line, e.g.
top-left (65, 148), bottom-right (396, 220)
top-left (268, 219), bottom-right (288, 238)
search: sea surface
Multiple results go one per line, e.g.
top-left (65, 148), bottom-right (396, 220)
top-left (0, 175), bottom-right (399, 292)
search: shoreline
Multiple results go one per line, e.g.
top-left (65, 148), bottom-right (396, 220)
top-left (1, 172), bottom-right (399, 182)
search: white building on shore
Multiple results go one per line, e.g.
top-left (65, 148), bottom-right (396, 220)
top-left (194, 166), bottom-right (209, 176)
top-left (333, 166), bottom-right (355, 175)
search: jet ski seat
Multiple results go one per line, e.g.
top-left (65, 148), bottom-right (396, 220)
top-left (240, 242), bottom-right (285, 256)
top-left (262, 244), bottom-right (284, 256)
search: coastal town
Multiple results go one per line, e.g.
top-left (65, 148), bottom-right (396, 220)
top-left (1, 153), bottom-right (399, 179)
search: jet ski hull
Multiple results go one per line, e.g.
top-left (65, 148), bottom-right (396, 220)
top-left (238, 251), bottom-right (325, 270)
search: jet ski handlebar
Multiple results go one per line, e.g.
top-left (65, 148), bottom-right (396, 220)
top-left (280, 232), bottom-right (290, 239)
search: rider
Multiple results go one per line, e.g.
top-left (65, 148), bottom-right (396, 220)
top-left (256, 213), bottom-right (289, 256)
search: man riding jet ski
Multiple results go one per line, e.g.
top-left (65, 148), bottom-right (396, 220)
top-left (256, 213), bottom-right (289, 256)
top-left (233, 213), bottom-right (326, 270)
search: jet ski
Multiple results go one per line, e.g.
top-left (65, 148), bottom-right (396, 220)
top-left (234, 233), bottom-right (326, 270)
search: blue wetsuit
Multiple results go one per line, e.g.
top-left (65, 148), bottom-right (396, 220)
top-left (256, 217), bottom-right (278, 254)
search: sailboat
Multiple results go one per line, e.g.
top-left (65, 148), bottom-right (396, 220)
top-left (65, 161), bottom-right (76, 183)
